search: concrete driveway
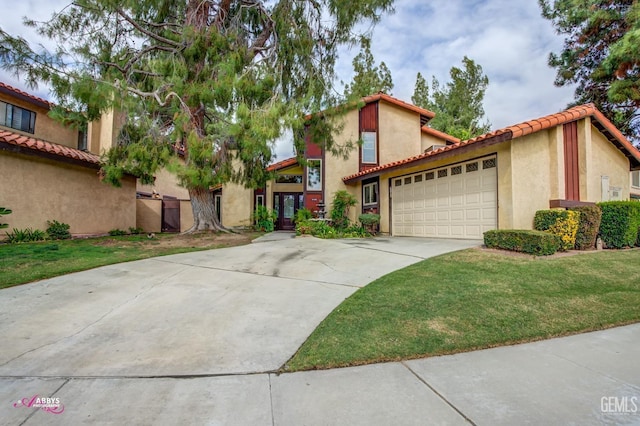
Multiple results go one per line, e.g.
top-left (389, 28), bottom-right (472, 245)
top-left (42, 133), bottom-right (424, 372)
top-left (0, 235), bottom-right (478, 378)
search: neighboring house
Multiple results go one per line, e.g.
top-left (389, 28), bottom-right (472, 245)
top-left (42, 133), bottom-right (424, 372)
top-left (0, 82), bottom-right (136, 235)
top-left (631, 170), bottom-right (640, 200)
top-left (219, 95), bottom-right (640, 239)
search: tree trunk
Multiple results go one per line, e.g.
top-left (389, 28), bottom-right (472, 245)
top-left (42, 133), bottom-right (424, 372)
top-left (184, 186), bottom-right (227, 233)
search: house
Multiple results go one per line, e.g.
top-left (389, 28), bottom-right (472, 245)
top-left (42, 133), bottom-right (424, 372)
top-left (632, 170), bottom-right (640, 200)
top-left (219, 95), bottom-right (640, 239)
top-left (0, 82), bottom-right (137, 235)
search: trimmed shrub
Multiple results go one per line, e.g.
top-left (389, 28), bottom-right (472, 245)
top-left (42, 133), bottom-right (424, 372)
top-left (129, 226), bottom-right (144, 235)
top-left (108, 229), bottom-right (127, 236)
top-left (569, 205), bottom-right (602, 250)
top-left (484, 229), bottom-right (562, 256)
top-left (6, 228), bottom-right (48, 243)
top-left (598, 201), bottom-right (640, 248)
top-left (534, 209), bottom-right (580, 251)
top-left (46, 220), bottom-right (71, 240)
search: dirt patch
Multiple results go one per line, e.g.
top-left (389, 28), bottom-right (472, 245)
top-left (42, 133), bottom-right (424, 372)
top-left (144, 232), bottom-right (256, 249)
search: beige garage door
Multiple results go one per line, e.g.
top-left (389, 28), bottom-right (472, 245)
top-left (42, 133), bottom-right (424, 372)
top-left (391, 157), bottom-right (497, 239)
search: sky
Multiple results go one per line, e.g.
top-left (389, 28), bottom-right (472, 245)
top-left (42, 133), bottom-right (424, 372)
top-left (0, 0), bottom-right (576, 160)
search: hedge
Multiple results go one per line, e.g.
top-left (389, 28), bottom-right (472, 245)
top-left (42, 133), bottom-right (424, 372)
top-left (484, 229), bottom-right (562, 256)
top-left (597, 201), bottom-right (640, 248)
top-left (569, 205), bottom-right (602, 250)
top-left (533, 209), bottom-right (580, 251)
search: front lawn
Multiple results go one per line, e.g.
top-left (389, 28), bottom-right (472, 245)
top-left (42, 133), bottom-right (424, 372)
top-left (0, 232), bottom-right (258, 289)
top-left (285, 248), bottom-right (640, 371)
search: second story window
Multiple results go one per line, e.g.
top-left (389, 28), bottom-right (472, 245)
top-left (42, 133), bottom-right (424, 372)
top-left (307, 159), bottom-right (322, 191)
top-left (633, 171), bottom-right (640, 188)
top-left (0, 101), bottom-right (36, 134)
top-left (78, 124), bottom-right (88, 151)
top-left (361, 131), bottom-right (377, 164)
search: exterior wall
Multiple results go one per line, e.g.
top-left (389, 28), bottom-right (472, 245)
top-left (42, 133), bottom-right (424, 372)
top-left (323, 109), bottom-right (359, 221)
top-left (586, 122), bottom-right (630, 201)
top-left (0, 152), bottom-right (136, 235)
top-left (180, 200), bottom-right (194, 232)
top-left (631, 172), bottom-right (640, 199)
top-left (509, 131), bottom-right (554, 229)
top-left (221, 181), bottom-right (253, 228)
top-left (375, 142), bottom-right (512, 234)
top-left (378, 101), bottom-right (422, 164)
top-left (86, 109), bottom-right (125, 155)
top-left (136, 199), bottom-right (162, 232)
top-left (137, 167), bottom-right (190, 199)
top-left (421, 133), bottom-right (447, 152)
top-left (0, 92), bottom-right (79, 149)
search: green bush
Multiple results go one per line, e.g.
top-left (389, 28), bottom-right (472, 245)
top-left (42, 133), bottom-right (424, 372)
top-left (129, 227), bottom-right (144, 235)
top-left (6, 228), bottom-right (48, 243)
top-left (569, 205), bottom-right (602, 250)
top-left (252, 205), bottom-right (277, 232)
top-left (330, 190), bottom-right (357, 230)
top-left (598, 201), bottom-right (640, 248)
top-left (294, 208), bottom-right (313, 224)
top-left (46, 220), bottom-right (71, 240)
top-left (534, 210), bottom-right (580, 251)
top-left (358, 213), bottom-right (380, 235)
top-left (296, 219), bottom-right (367, 239)
top-left (484, 229), bottom-right (561, 256)
top-left (108, 229), bottom-right (127, 236)
top-left (0, 207), bottom-right (11, 230)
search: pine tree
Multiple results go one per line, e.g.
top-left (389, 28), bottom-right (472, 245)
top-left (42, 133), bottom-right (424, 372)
top-left (0, 0), bottom-right (394, 231)
top-left (343, 38), bottom-right (393, 99)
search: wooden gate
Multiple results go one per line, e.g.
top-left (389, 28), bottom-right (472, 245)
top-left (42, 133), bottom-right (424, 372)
top-left (162, 199), bottom-right (180, 232)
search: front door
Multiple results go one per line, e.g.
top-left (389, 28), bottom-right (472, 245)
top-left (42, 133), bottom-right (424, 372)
top-left (274, 192), bottom-right (302, 230)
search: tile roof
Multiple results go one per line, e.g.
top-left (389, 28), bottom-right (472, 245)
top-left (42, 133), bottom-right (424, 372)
top-left (266, 157), bottom-right (298, 171)
top-left (0, 129), bottom-right (100, 166)
top-left (343, 104), bottom-right (640, 183)
top-left (0, 82), bottom-right (53, 109)
top-left (421, 126), bottom-right (460, 144)
top-left (305, 92), bottom-right (435, 122)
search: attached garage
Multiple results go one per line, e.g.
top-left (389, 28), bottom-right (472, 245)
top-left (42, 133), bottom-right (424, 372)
top-left (391, 156), bottom-right (497, 239)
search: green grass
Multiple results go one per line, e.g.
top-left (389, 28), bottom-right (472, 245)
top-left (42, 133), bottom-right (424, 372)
top-left (0, 232), bottom-right (257, 289)
top-left (285, 248), bottom-right (640, 371)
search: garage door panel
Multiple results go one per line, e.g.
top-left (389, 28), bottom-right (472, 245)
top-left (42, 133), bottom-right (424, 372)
top-left (392, 157), bottom-right (497, 239)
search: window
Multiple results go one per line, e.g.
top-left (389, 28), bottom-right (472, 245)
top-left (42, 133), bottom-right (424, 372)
top-left (466, 162), bottom-right (478, 173)
top-left (483, 158), bottom-right (496, 169)
top-left (394, 179), bottom-right (402, 187)
top-left (438, 169), bottom-right (448, 178)
top-left (0, 101), bottom-right (36, 134)
top-left (361, 132), bottom-right (377, 164)
top-left (363, 182), bottom-right (378, 206)
top-left (414, 174), bottom-right (423, 183)
top-left (78, 124), bottom-right (88, 151)
top-left (451, 165), bottom-right (462, 175)
top-left (275, 174), bottom-right (303, 184)
top-left (256, 194), bottom-right (264, 207)
top-left (633, 171), bottom-right (640, 188)
top-left (425, 172), bottom-right (435, 180)
top-left (307, 159), bottom-right (322, 191)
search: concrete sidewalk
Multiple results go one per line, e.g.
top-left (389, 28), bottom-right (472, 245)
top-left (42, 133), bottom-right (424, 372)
top-left (3, 324), bottom-right (639, 425)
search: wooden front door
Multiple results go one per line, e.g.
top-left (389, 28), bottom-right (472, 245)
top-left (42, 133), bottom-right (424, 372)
top-left (274, 192), bottom-right (302, 230)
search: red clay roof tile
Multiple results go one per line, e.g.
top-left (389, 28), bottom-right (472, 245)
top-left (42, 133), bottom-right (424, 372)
top-left (343, 104), bottom-right (640, 183)
top-left (0, 129), bottom-right (100, 165)
top-left (0, 82), bottom-right (53, 109)
top-left (266, 157), bottom-right (298, 172)
top-left (420, 126), bottom-right (460, 144)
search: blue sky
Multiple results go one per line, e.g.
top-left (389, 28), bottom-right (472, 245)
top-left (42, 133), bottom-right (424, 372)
top-left (0, 0), bottom-right (576, 160)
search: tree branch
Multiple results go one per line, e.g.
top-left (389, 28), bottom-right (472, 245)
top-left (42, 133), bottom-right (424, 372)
top-left (115, 7), bottom-right (180, 48)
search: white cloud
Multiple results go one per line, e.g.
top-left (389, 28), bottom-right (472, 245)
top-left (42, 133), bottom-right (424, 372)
top-left (0, 0), bottom-right (578, 158)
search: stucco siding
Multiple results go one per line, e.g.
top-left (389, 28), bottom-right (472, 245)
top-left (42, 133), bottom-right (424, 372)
top-left (137, 167), bottom-right (190, 199)
top-left (421, 133), bottom-right (447, 152)
top-left (323, 110), bottom-right (359, 220)
top-left (136, 199), bottom-right (162, 232)
top-left (0, 152), bottom-right (136, 235)
top-left (588, 124), bottom-right (630, 201)
top-left (378, 101), bottom-right (422, 163)
top-left (509, 131), bottom-right (553, 229)
top-left (221, 181), bottom-right (253, 227)
top-left (0, 92), bottom-right (79, 149)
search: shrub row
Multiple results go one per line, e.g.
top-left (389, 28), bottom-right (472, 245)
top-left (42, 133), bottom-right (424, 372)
top-left (534, 210), bottom-right (580, 251)
top-left (597, 201), bottom-right (640, 248)
top-left (570, 205), bottom-right (602, 250)
top-left (484, 229), bottom-right (561, 256)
